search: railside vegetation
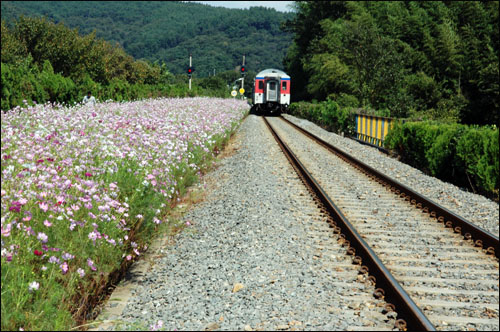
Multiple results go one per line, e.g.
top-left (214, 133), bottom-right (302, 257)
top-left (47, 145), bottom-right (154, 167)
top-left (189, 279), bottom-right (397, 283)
top-left (1, 17), bottom-right (250, 111)
top-left (1, 98), bottom-right (249, 331)
top-left (385, 122), bottom-right (499, 200)
top-left (283, 1), bottom-right (499, 126)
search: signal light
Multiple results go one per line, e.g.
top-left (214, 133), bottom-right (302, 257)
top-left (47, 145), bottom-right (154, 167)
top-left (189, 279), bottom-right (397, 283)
top-left (240, 65), bottom-right (246, 75)
top-left (187, 66), bottom-right (194, 75)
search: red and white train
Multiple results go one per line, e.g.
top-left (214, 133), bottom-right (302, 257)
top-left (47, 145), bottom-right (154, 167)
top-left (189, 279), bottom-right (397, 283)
top-left (251, 69), bottom-right (290, 115)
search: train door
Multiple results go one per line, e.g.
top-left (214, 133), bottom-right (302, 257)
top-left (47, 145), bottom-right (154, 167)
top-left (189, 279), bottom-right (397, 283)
top-left (266, 80), bottom-right (278, 102)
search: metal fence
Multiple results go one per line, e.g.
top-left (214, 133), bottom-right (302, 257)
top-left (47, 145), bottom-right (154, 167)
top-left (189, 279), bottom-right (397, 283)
top-left (355, 114), bottom-right (395, 148)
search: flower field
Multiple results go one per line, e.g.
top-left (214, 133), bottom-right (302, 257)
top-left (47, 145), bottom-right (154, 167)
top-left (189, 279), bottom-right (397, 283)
top-left (1, 97), bottom-right (249, 330)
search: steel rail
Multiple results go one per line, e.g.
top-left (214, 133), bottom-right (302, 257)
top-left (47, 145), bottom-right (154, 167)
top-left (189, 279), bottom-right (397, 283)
top-left (280, 116), bottom-right (499, 258)
top-left (263, 117), bottom-right (436, 332)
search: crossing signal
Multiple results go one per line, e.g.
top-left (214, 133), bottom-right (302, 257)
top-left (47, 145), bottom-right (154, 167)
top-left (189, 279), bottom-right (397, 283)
top-left (240, 65), bottom-right (246, 75)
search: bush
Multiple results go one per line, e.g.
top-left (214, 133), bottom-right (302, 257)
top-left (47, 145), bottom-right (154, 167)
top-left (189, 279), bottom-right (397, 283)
top-left (288, 99), bottom-right (355, 136)
top-left (385, 121), bottom-right (499, 199)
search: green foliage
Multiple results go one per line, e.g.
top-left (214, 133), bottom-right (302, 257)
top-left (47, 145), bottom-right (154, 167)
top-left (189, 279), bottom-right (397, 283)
top-left (1, 1), bottom-right (293, 77)
top-left (457, 127), bottom-right (499, 196)
top-left (385, 121), bottom-right (499, 199)
top-left (288, 100), bottom-right (355, 136)
top-left (1, 16), bottom-right (243, 111)
top-left (283, 1), bottom-right (499, 125)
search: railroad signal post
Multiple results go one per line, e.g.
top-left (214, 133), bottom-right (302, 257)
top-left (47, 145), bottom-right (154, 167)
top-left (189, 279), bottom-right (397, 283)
top-left (188, 53), bottom-right (193, 90)
top-left (241, 54), bottom-right (246, 99)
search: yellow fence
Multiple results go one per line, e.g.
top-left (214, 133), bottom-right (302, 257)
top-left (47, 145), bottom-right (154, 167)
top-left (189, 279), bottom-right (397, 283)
top-left (355, 114), bottom-right (395, 147)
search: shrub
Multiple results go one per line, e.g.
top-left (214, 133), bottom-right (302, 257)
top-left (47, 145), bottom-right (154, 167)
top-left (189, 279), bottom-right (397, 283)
top-left (385, 121), bottom-right (499, 199)
top-left (288, 100), bottom-right (355, 136)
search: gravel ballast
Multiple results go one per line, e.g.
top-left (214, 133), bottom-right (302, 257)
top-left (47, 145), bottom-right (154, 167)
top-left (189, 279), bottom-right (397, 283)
top-left (283, 114), bottom-right (499, 237)
top-left (94, 114), bottom-right (396, 331)
top-left (94, 113), bottom-right (497, 331)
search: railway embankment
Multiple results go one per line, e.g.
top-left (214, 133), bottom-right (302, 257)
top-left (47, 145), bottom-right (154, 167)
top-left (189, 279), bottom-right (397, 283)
top-left (93, 113), bottom-right (498, 331)
top-left (93, 115), bottom-right (397, 331)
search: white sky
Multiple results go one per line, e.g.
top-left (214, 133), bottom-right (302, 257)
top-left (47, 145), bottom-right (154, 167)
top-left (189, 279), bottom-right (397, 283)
top-left (191, 1), bottom-right (295, 12)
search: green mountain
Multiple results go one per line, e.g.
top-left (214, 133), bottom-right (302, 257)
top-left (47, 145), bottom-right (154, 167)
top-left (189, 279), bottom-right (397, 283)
top-left (1, 1), bottom-right (294, 76)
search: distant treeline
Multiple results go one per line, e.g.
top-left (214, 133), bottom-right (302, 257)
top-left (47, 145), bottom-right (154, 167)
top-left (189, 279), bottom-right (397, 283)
top-left (1, 17), bottom-right (247, 110)
top-left (1, 1), bottom-right (293, 77)
top-left (283, 1), bottom-right (499, 126)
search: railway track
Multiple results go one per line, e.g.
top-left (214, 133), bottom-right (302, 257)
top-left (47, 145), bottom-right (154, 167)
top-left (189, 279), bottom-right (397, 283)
top-left (263, 116), bottom-right (499, 331)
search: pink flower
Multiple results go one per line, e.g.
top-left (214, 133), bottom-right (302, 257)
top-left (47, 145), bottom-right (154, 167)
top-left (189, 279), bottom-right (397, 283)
top-left (37, 232), bottom-right (48, 243)
top-left (39, 202), bottom-right (49, 212)
top-left (126, 255), bottom-right (132, 261)
top-left (60, 262), bottom-right (68, 274)
top-left (9, 202), bottom-right (21, 212)
top-left (43, 219), bottom-right (52, 227)
top-left (2, 224), bottom-right (12, 237)
top-left (48, 256), bottom-right (60, 264)
top-left (34, 249), bottom-right (43, 256)
top-left (85, 172), bottom-right (92, 177)
top-left (150, 320), bottom-right (164, 331)
top-left (77, 268), bottom-right (85, 277)
top-left (62, 252), bottom-right (74, 260)
top-left (87, 258), bottom-right (97, 271)
top-left (88, 231), bottom-right (98, 241)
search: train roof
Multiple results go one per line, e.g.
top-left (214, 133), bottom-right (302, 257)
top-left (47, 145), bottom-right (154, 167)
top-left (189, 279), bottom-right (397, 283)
top-left (255, 68), bottom-right (290, 79)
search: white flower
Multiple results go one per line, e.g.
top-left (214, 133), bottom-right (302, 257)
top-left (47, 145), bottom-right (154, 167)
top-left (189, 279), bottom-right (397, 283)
top-left (88, 231), bottom-right (98, 241)
top-left (28, 281), bottom-right (40, 292)
top-left (37, 232), bottom-right (48, 243)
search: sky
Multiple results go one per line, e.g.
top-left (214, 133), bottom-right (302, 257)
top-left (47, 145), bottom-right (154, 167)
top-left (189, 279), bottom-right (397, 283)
top-left (191, 1), bottom-right (295, 12)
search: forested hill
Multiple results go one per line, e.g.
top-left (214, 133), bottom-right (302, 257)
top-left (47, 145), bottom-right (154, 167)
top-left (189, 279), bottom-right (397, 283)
top-left (1, 1), bottom-right (293, 76)
top-left (283, 1), bottom-right (499, 125)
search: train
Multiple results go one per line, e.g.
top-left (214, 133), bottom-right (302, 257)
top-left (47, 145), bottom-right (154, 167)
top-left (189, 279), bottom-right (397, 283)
top-left (251, 69), bottom-right (290, 115)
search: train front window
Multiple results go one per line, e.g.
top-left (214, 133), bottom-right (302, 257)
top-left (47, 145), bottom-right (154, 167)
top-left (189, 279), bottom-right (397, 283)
top-left (270, 82), bottom-right (276, 90)
top-left (259, 81), bottom-right (264, 90)
top-left (282, 81), bottom-right (287, 91)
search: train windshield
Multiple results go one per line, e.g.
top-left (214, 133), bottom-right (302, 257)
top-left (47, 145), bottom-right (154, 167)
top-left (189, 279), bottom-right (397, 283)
top-left (269, 82), bottom-right (276, 90)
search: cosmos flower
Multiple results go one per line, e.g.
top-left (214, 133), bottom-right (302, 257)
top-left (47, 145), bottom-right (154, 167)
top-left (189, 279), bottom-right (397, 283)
top-left (60, 262), bottom-right (69, 274)
top-left (37, 232), bottom-right (48, 243)
top-left (28, 281), bottom-right (40, 292)
top-left (77, 268), bottom-right (85, 277)
top-left (1, 97), bottom-right (247, 285)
